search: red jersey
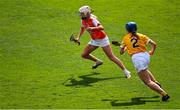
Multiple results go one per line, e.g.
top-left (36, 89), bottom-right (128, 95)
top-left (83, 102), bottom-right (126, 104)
top-left (81, 15), bottom-right (106, 40)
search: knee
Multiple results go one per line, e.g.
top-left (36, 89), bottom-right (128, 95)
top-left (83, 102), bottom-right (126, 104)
top-left (144, 81), bottom-right (153, 86)
top-left (81, 53), bottom-right (88, 58)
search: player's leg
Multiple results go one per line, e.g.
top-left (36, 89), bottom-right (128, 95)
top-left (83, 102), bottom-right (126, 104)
top-left (81, 44), bottom-right (99, 61)
top-left (138, 69), bottom-right (170, 101)
top-left (147, 70), bottom-right (162, 87)
top-left (81, 44), bottom-right (103, 68)
top-left (102, 45), bottom-right (131, 78)
top-left (102, 45), bottom-right (124, 69)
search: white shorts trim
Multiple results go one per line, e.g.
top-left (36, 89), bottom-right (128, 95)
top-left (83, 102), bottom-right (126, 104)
top-left (131, 52), bottom-right (150, 73)
top-left (88, 36), bottom-right (110, 47)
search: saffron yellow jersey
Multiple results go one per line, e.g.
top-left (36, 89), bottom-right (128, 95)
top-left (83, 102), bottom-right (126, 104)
top-left (121, 33), bottom-right (151, 55)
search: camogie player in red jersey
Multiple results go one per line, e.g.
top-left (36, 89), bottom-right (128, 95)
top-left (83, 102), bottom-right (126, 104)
top-left (75, 5), bottom-right (131, 78)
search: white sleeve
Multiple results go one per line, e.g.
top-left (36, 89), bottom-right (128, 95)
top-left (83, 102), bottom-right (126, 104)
top-left (146, 39), bottom-right (152, 44)
top-left (92, 18), bottom-right (100, 27)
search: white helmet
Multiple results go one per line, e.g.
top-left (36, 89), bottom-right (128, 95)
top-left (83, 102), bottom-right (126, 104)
top-left (79, 5), bottom-right (91, 16)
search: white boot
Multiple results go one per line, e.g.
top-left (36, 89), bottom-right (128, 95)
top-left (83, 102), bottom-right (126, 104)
top-left (123, 69), bottom-right (131, 79)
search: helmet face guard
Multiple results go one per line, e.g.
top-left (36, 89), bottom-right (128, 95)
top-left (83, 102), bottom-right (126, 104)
top-left (79, 6), bottom-right (91, 20)
top-left (79, 12), bottom-right (89, 20)
top-left (126, 22), bottom-right (137, 33)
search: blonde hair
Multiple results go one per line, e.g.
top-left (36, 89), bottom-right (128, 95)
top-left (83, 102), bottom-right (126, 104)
top-left (91, 14), bottom-right (97, 18)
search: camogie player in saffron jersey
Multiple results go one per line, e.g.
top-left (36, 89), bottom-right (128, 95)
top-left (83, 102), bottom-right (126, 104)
top-left (120, 22), bottom-right (170, 101)
top-left (75, 5), bottom-right (131, 78)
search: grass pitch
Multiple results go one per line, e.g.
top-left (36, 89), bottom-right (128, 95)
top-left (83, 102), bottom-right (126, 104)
top-left (0, 0), bottom-right (180, 109)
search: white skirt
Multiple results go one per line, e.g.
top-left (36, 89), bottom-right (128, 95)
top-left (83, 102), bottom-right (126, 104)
top-left (132, 52), bottom-right (150, 73)
top-left (88, 36), bottom-right (110, 47)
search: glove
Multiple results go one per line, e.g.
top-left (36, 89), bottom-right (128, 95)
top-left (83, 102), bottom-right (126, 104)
top-left (70, 34), bottom-right (80, 46)
top-left (111, 41), bottom-right (121, 46)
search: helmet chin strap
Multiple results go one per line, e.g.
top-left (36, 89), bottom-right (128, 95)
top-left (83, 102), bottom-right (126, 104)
top-left (81, 17), bottom-right (87, 20)
top-left (81, 13), bottom-right (90, 20)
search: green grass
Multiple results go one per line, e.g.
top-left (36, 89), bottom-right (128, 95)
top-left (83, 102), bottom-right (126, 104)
top-left (0, 0), bottom-right (180, 109)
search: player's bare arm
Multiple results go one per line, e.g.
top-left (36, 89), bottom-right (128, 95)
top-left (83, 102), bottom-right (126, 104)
top-left (76, 27), bottom-right (85, 41)
top-left (148, 40), bottom-right (157, 56)
top-left (120, 45), bottom-right (126, 55)
top-left (87, 24), bottom-right (104, 32)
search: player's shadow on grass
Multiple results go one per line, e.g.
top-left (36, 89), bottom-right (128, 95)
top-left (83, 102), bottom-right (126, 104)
top-left (102, 96), bottom-right (160, 106)
top-left (63, 72), bottom-right (122, 87)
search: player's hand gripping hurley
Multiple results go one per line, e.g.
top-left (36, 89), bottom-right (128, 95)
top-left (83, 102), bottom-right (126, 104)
top-left (111, 41), bottom-right (121, 46)
top-left (70, 34), bottom-right (80, 46)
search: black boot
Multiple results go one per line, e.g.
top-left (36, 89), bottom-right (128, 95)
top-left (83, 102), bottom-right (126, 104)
top-left (162, 94), bottom-right (170, 101)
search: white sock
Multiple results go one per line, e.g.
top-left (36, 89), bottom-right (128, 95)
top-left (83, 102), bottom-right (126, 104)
top-left (123, 69), bottom-right (130, 73)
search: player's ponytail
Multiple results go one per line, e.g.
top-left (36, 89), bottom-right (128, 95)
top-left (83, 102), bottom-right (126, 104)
top-left (91, 14), bottom-right (97, 18)
top-left (131, 32), bottom-right (139, 39)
